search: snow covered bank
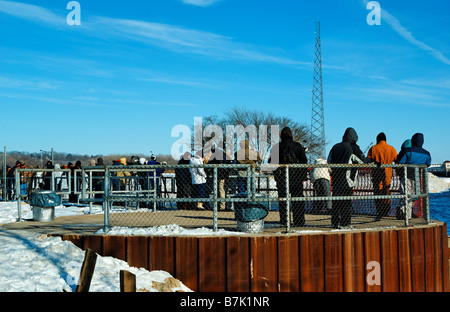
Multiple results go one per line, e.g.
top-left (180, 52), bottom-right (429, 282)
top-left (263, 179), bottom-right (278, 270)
top-left (428, 173), bottom-right (450, 193)
top-left (0, 231), bottom-right (192, 292)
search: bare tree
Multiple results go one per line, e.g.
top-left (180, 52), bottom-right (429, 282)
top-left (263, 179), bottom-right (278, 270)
top-left (192, 107), bottom-right (321, 162)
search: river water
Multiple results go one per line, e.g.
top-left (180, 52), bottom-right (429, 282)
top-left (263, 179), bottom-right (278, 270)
top-left (429, 190), bottom-right (450, 234)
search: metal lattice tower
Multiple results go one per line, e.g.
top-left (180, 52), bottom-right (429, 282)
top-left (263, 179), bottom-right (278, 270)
top-left (310, 21), bottom-right (326, 161)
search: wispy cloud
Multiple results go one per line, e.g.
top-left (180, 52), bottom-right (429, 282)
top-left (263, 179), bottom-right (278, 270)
top-left (0, 1), bottom-right (311, 68)
top-left (180, 0), bottom-right (223, 7)
top-left (349, 80), bottom-right (450, 108)
top-left (141, 77), bottom-right (220, 89)
top-left (0, 75), bottom-right (60, 90)
top-left (91, 17), bottom-right (311, 67)
top-left (382, 10), bottom-right (450, 65)
top-left (363, 0), bottom-right (450, 65)
top-left (0, 0), bottom-right (64, 26)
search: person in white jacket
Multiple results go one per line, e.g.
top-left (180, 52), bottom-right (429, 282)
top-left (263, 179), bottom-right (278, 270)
top-left (310, 157), bottom-right (332, 214)
top-left (54, 164), bottom-right (63, 191)
top-left (189, 152), bottom-right (207, 209)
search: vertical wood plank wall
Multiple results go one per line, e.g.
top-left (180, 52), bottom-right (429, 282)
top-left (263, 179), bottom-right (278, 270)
top-left (59, 224), bottom-right (449, 292)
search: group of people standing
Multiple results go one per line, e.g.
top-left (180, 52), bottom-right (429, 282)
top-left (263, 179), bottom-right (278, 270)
top-left (273, 126), bottom-right (431, 229)
top-left (175, 140), bottom-right (258, 210)
top-left (3, 127), bottom-right (431, 230)
top-left (174, 126), bottom-right (431, 229)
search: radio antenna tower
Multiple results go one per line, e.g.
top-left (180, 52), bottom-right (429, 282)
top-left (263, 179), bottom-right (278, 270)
top-left (310, 21), bottom-right (326, 161)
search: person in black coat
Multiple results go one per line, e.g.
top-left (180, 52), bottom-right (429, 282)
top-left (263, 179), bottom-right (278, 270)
top-left (327, 127), bottom-right (373, 228)
top-left (176, 152), bottom-right (193, 210)
top-left (269, 127), bottom-right (308, 227)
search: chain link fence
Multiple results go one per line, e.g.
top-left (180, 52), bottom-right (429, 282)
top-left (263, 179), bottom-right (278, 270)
top-left (11, 163), bottom-right (430, 233)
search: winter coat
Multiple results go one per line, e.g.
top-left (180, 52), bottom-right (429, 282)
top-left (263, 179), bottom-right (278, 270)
top-left (268, 130), bottom-right (308, 183)
top-left (310, 158), bottom-right (331, 183)
top-left (327, 127), bottom-right (372, 188)
top-left (397, 133), bottom-right (431, 166)
top-left (206, 146), bottom-right (234, 180)
top-left (235, 140), bottom-right (262, 177)
top-left (189, 154), bottom-right (207, 185)
top-left (368, 140), bottom-right (398, 189)
top-left (116, 158), bottom-right (131, 179)
top-left (147, 160), bottom-right (164, 177)
top-left (176, 156), bottom-right (192, 185)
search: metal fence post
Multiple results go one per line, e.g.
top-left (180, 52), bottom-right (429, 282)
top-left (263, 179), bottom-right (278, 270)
top-left (404, 166), bottom-right (409, 227)
top-left (103, 167), bottom-right (111, 232)
top-left (246, 165), bottom-right (251, 199)
top-left (251, 165), bottom-right (256, 202)
top-left (2, 146), bottom-right (6, 201)
top-left (285, 165), bottom-right (290, 232)
top-left (15, 168), bottom-right (21, 222)
top-left (213, 166), bottom-right (218, 232)
top-left (423, 168), bottom-right (430, 224)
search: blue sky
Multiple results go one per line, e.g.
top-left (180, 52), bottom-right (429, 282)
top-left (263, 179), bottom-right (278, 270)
top-left (0, 0), bottom-right (449, 163)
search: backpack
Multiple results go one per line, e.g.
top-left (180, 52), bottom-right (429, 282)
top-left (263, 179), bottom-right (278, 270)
top-left (279, 141), bottom-right (299, 165)
top-left (275, 141), bottom-right (307, 183)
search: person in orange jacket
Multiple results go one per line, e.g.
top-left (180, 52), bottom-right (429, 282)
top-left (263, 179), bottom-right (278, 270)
top-left (367, 132), bottom-right (398, 220)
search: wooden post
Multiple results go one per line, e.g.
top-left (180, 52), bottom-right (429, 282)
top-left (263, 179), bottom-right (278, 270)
top-left (76, 248), bottom-right (98, 292)
top-left (120, 270), bottom-right (136, 292)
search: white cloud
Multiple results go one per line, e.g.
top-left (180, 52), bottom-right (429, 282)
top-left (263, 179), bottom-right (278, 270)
top-left (0, 0), bottom-right (63, 26)
top-left (180, 0), bottom-right (223, 7)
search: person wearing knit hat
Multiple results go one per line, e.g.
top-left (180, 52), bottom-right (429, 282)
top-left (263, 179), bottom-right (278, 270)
top-left (368, 132), bottom-right (398, 221)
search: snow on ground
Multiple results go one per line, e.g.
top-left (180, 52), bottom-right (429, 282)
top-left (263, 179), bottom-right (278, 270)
top-left (97, 224), bottom-right (242, 236)
top-left (0, 231), bottom-right (192, 292)
top-left (0, 204), bottom-right (197, 292)
top-left (0, 173), bottom-right (448, 292)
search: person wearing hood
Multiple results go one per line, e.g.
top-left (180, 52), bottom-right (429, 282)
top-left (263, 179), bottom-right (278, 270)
top-left (367, 132), bottom-right (398, 220)
top-left (396, 133), bottom-right (431, 220)
top-left (327, 127), bottom-right (373, 229)
top-left (269, 127), bottom-right (308, 227)
top-left (397, 133), bottom-right (431, 166)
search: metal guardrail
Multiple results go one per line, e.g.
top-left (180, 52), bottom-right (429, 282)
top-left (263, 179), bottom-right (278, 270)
top-left (11, 163), bottom-right (430, 233)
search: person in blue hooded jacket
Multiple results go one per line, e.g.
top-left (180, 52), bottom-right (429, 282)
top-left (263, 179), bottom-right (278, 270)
top-left (396, 133), bottom-right (431, 220)
top-left (397, 133), bottom-right (431, 166)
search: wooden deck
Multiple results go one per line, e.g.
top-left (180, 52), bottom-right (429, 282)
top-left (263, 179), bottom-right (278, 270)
top-left (0, 208), bottom-right (432, 235)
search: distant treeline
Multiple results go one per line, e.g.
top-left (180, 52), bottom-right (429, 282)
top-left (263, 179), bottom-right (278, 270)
top-left (2, 151), bottom-right (176, 169)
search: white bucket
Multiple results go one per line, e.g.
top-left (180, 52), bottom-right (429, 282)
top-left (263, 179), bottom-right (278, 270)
top-left (237, 219), bottom-right (264, 233)
top-left (32, 206), bottom-right (55, 222)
